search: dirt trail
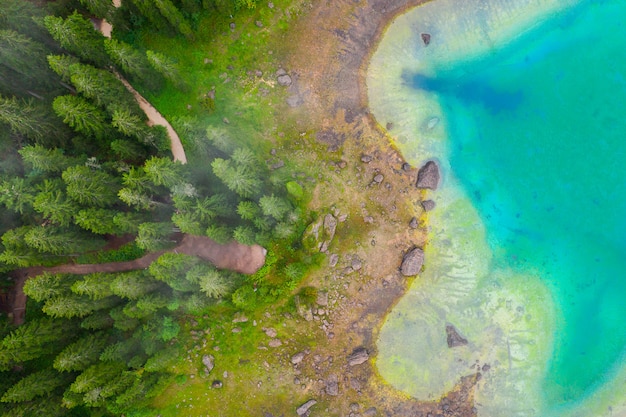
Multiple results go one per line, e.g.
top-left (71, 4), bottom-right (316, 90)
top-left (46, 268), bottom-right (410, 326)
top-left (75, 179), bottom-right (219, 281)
top-left (115, 74), bottom-right (188, 163)
top-left (99, 0), bottom-right (188, 164)
top-left (6, 235), bottom-right (265, 325)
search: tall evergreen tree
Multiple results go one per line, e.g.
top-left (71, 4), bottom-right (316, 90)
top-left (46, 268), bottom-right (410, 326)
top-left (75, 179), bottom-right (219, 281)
top-left (146, 50), bottom-right (182, 86)
top-left (135, 222), bottom-right (175, 251)
top-left (33, 181), bottom-right (78, 227)
top-left (0, 369), bottom-right (69, 403)
top-left (23, 272), bottom-right (75, 303)
top-left (109, 271), bottom-right (161, 300)
top-left (62, 165), bottom-right (120, 207)
top-left (43, 11), bottom-right (109, 67)
top-left (52, 95), bottom-right (108, 139)
top-left (24, 225), bottom-right (104, 255)
top-left (19, 144), bottom-right (75, 172)
top-left (153, 0), bottom-right (194, 39)
top-left (75, 208), bottom-right (124, 235)
top-left (0, 318), bottom-right (76, 370)
top-left (104, 38), bottom-right (152, 81)
top-left (71, 273), bottom-right (114, 300)
top-left (54, 332), bottom-right (109, 372)
top-left (0, 95), bottom-right (56, 142)
top-left (0, 177), bottom-right (35, 215)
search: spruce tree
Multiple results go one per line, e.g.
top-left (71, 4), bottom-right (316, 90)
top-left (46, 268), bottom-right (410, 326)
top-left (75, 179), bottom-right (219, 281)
top-left (0, 369), bottom-right (69, 403)
top-left (43, 12), bottom-right (109, 67)
top-left (54, 332), bottom-right (109, 372)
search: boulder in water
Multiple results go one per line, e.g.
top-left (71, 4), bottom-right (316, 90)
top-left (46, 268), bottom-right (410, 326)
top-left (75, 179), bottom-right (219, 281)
top-left (445, 324), bottom-right (468, 348)
top-left (416, 160), bottom-right (440, 190)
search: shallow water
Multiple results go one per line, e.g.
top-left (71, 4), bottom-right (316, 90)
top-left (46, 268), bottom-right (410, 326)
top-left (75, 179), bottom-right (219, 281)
top-left (368, 0), bottom-right (626, 416)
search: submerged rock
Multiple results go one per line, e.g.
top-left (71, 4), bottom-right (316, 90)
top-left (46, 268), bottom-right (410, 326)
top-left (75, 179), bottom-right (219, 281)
top-left (416, 160), bottom-right (440, 190)
top-left (446, 324), bottom-right (468, 348)
top-left (400, 247), bottom-right (424, 276)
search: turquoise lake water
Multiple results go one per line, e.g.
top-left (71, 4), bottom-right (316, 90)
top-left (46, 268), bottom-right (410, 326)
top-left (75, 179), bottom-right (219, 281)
top-left (368, 0), bottom-right (626, 416)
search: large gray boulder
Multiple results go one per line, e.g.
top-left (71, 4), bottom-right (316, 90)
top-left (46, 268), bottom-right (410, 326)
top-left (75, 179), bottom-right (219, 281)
top-left (400, 247), bottom-right (424, 276)
top-left (416, 160), bottom-right (440, 190)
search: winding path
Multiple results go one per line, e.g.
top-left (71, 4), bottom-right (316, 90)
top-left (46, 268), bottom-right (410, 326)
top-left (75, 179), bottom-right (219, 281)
top-left (7, 236), bottom-right (266, 325)
top-left (101, 0), bottom-right (187, 163)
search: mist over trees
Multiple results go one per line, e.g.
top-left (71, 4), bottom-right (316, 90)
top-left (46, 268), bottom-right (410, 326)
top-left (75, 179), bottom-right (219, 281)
top-left (0, 0), bottom-right (306, 415)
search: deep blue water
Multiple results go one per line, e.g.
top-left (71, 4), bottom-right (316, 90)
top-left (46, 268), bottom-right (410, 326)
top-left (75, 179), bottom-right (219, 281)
top-left (408, 0), bottom-right (626, 409)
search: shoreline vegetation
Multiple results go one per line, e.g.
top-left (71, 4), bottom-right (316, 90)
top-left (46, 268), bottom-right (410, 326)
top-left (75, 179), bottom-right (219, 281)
top-left (0, 0), bottom-right (480, 415)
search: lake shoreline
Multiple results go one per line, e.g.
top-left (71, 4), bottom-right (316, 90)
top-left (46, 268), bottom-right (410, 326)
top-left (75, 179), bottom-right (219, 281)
top-left (276, 0), bottom-right (480, 414)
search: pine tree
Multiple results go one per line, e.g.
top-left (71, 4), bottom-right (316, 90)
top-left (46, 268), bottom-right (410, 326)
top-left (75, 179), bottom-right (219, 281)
top-left (67, 62), bottom-right (142, 116)
top-left (24, 225), bottom-right (104, 255)
top-left (52, 95), bottom-right (108, 139)
top-left (0, 369), bottom-right (69, 403)
top-left (143, 156), bottom-right (184, 188)
top-left (123, 293), bottom-right (168, 319)
top-left (259, 194), bottom-right (291, 221)
top-left (144, 345), bottom-right (179, 372)
top-left (237, 200), bottom-right (260, 221)
top-left (43, 294), bottom-right (116, 319)
top-left (104, 38), bottom-right (152, 81)
top-left (75, 208), bottom-right (124, 235)
top-left (18, 144), bottom-right (74, 172)
top-left (47, 54), bottom-right (80, 83)
top-left (110, 138), bottom-right (147, 161)
top-left (33, 182), bottom-right (78, 227)
top-left (54, 332), bottom-right (109, 373)
top-left (148, 252), bottom-right (199, 292)
top-left (108, 306), bottom-right (140, 331)
top-left (23, 272), bottom-right (75, 303)
top-left (0, 177), bottom-right (35, 215)
top-left (109, 271), bottom-right (161, 300)
top-left (205, 224), bottom-right (232, 244)
top-left (43, 12), bottom-right (109, 67)
top-left (118, 187), bottom-right (155, 211)
top-left (62, 165), bottom-right (120, 207)
top-left (112, 211), bottom-right (145, 234)
top-left (153, 0), bottom-right (194, 39)
top-left (146, 50), bottom-right (182, 86)
top-left (186, 264), bottom-right (231, 298)
top-left (81, 310), bottom-right (114, 330)
top-left (135, 222), bottom-right (175, 251)
top-left (171, 211), bottom-right (203, 235)
top-left (233, 225), bottom-right (256, 245)
top-left (211, 157), bottom-right (261, 198)
top-left (71, 273), bottom-right (114, 300)
top-left (0, 29), bottom-right (53, 94)
top-left (79, 0), bottom-right (114, 18)
top-left (68, 361), bottom-right (125, 396)
top-left (0, 318), bottom-right (76, 370)
top-left (0, 95), bottom-right (56, 142)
